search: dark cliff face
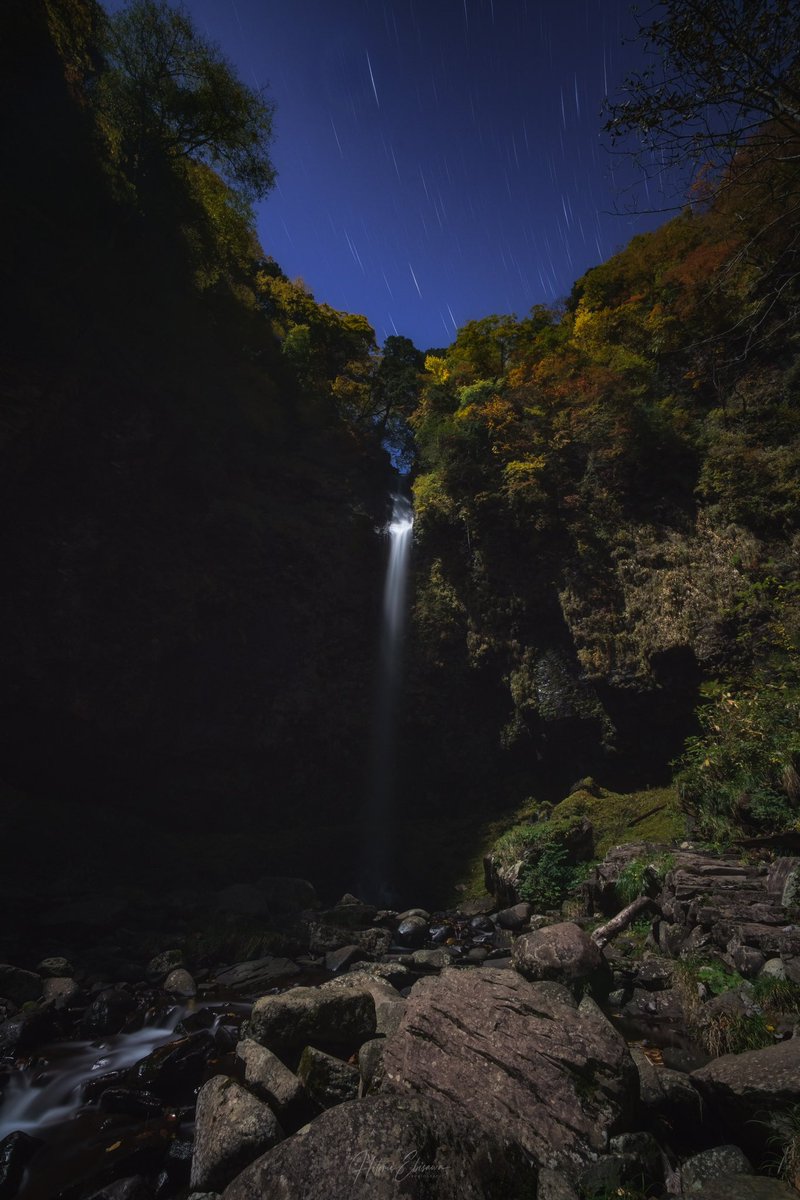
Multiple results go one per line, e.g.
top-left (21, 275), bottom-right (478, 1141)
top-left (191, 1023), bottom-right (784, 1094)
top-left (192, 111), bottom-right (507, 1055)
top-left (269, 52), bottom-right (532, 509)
top-left (0, 0), bottom-right (391, 896)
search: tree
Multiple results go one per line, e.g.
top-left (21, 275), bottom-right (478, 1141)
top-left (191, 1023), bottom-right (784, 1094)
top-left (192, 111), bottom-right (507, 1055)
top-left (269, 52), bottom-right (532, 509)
top-left (99, 0), bottom-right (276, 201)
top-left (604, 1), bottom-right (800, 193)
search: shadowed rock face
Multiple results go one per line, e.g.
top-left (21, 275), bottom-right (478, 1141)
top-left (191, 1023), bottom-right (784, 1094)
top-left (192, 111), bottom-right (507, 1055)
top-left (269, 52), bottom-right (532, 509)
top-left (381, 966), bottom-right (638, 1179)
top-left (221, 1093), bottom-right (534, 1200)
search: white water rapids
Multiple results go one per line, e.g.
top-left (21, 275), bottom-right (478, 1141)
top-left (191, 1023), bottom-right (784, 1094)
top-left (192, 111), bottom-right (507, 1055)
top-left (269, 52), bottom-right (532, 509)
top-left (0, 1007), bottom-right (185, 1141)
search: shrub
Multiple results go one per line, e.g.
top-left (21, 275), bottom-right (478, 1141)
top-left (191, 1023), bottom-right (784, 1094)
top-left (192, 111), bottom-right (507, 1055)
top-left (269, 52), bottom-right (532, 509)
top-left (676, 681), bottom-right (800, 842)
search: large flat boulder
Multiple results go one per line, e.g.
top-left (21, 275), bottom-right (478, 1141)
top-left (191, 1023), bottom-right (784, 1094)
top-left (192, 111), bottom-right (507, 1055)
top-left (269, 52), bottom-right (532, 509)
top-left (382, 966), bottom-right (638, 1178)
top-left (691, 1037), bottom-right (800, 1125)
top-left (221, 1094), bottom-right (532, 1199)
top-left (245, 986), bottom-right (375, 1053)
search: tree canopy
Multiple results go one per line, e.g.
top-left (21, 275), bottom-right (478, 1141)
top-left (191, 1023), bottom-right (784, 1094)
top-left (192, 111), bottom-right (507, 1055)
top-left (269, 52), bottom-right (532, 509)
top-left (99, 0), bottom-right (276, 201)
top-left (604, 0), bottom-right (800, 192)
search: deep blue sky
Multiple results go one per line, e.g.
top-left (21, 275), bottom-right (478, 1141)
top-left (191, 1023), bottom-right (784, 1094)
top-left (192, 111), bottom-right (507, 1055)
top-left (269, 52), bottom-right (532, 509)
top-left (108, 0), bottom-right (669, 349)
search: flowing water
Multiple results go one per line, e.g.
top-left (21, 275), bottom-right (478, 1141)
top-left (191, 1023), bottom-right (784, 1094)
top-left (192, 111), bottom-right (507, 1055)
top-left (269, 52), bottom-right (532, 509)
top-left (364, 492), bottom-right (414, 902)
top-left (0, 1008), bottom-right (186, 1142)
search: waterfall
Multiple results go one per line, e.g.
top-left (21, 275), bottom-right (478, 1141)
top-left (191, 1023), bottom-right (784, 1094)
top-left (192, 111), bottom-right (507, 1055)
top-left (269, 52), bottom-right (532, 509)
top-left (364, 492), bottom-right (413, 901)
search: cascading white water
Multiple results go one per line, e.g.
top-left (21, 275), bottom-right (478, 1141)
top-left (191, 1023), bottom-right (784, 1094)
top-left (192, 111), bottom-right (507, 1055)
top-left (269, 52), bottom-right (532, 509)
top-left (0, 1008), bottom-right (186, 1141)
top-left (364, 492), bottom-right (414, 900)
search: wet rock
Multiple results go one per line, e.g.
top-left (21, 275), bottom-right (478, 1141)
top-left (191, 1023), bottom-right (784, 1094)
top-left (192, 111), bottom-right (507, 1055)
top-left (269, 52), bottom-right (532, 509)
top-left (36, 955), bottom-right (74, 977)
top-left (235, 1039), bottom-right (304, 1119)
top-left (41, 976), bottom-right (80, 1008)
top-left (0, 1131), bottom-right (43, 1200)
top-left (145, 949), bottom-right (183, 984)
top-left (681, 1145), bottom-right (752, 1193)
top-left (430, 924), bottom-right (455, 943)
top-left (246, 986), bottom-right (376, 1053)
top-left (0, 964), bottom-right (41, 1004)
top-left (397, 908), bottom-right (430, 922)
top-left (511, 922), bottom-right (603, 987)
top-left (99, 1088), bottom-right (166, 1118)
top-left (496, 903), bottom-right (534, 931)
top-left (469, 914), bottom-right (495, 934)
top-left (81, 987), bottom-right (137, 1037)
top-left (297, 1046), bottom-right (359, 1108)
top-left (325, 945), bottom-right (366, 973)
top-left (220, 1094), bottom-right (532, 1200)
top-left (212, 956), bottom-right (298, 994)
top-left (0, 1009), bottom-right (52, 1055)
top-left (395, 916), bottom-right (428, 947)
top-left (131, 1030), bottom-right (214, 1101)
top-left (164, 968), bottom-right (197, 997)
top-left (383, 967), bottom-right (637, 1178)
top-left (190, 1075), bottom-right (283, 1193)
top-left (358, 1039), bottom-right (385, 1095)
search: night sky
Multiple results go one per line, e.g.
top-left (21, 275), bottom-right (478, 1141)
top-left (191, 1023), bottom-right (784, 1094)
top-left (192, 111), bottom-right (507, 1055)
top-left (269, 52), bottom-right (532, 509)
top-left (107, 0), bottom-right (669, 349)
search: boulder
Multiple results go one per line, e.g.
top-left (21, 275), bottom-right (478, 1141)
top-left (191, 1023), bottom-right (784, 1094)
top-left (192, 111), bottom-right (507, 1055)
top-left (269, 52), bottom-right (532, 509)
top-left (41, 976), bottom-right (80, 1009)
top-left (409, 948), bottom-right (452, 971)
top-left (496, 903), bottom-right (534, 931)
top-left (246, 986), bottom-right (375, 1053)
top-left (190, 1075), bottom-right (283, 1193)
top-left (358, 1039), bottom-right (385, 1095)
top-left (0, 964), bottom-right (41, 1005)
top-left (537, 1169), bottom-right (580, 1200)
top-left (511, 922), bottom-right (603, 986)
top-left (324, 946), bottom-right (366, 974)
top-left (145, 949), bottom-right (183, 983)
top-left (688, 1178), bottom-right (798, 1199)
top-left (307, 924), bottom-right (390, 958)
top-left (681, 1145), bottom-right (752, 1193)
top-left (212, 957), bottom-right (298, 994)
top-left (395, 916), bottom-right (428, 947)
top-left (690, 1036), bottom-right (800, 1156)
top-left (220, 1094), bottom-right (533, 1199)
top-left (0, 1131), bottom-right (43, 1200)
top-left (345, 961), bottom-right (415, 989)
top-left (36, 956), bottom-right (74, 978)
top-left (81, 987), bottom-right (137, 1037)
top-left (164, 968), bottom-right (197, 997)
top-left (297, 1046), bottom-right (359, 1108)
top-left (235, 1039), bottom-right (304, 1119)
top-left (382, 966), bottom-right (638, 1177)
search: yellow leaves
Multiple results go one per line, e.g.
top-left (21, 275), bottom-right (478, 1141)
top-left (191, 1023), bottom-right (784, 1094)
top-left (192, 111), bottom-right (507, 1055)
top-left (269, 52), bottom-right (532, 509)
top-left (425, 354), bottom-right (450, 383)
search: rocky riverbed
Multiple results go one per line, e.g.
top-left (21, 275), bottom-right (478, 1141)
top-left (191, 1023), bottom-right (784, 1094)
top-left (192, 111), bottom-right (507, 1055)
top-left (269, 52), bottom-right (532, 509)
top-left (1, 849), bottom-right (800, 1199)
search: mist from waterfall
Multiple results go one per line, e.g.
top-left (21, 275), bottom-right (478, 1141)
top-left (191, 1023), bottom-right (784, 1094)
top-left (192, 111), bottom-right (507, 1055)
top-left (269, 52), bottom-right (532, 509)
top-left (363, 491), bottom-right (414, 902)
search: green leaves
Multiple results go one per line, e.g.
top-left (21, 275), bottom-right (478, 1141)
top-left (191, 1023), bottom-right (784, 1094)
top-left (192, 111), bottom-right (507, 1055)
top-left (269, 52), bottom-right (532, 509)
top-left (99, 0), bottom-right (276, 202)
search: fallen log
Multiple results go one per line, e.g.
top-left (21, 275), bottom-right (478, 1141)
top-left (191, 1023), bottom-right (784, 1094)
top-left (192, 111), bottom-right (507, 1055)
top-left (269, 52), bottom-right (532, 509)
top-left (591, 896), bottom-right (661, 951)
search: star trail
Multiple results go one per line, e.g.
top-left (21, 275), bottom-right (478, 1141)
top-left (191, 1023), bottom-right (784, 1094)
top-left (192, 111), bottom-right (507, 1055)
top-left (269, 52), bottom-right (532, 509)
top-left (106, 0), bottom-right (669, 349)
